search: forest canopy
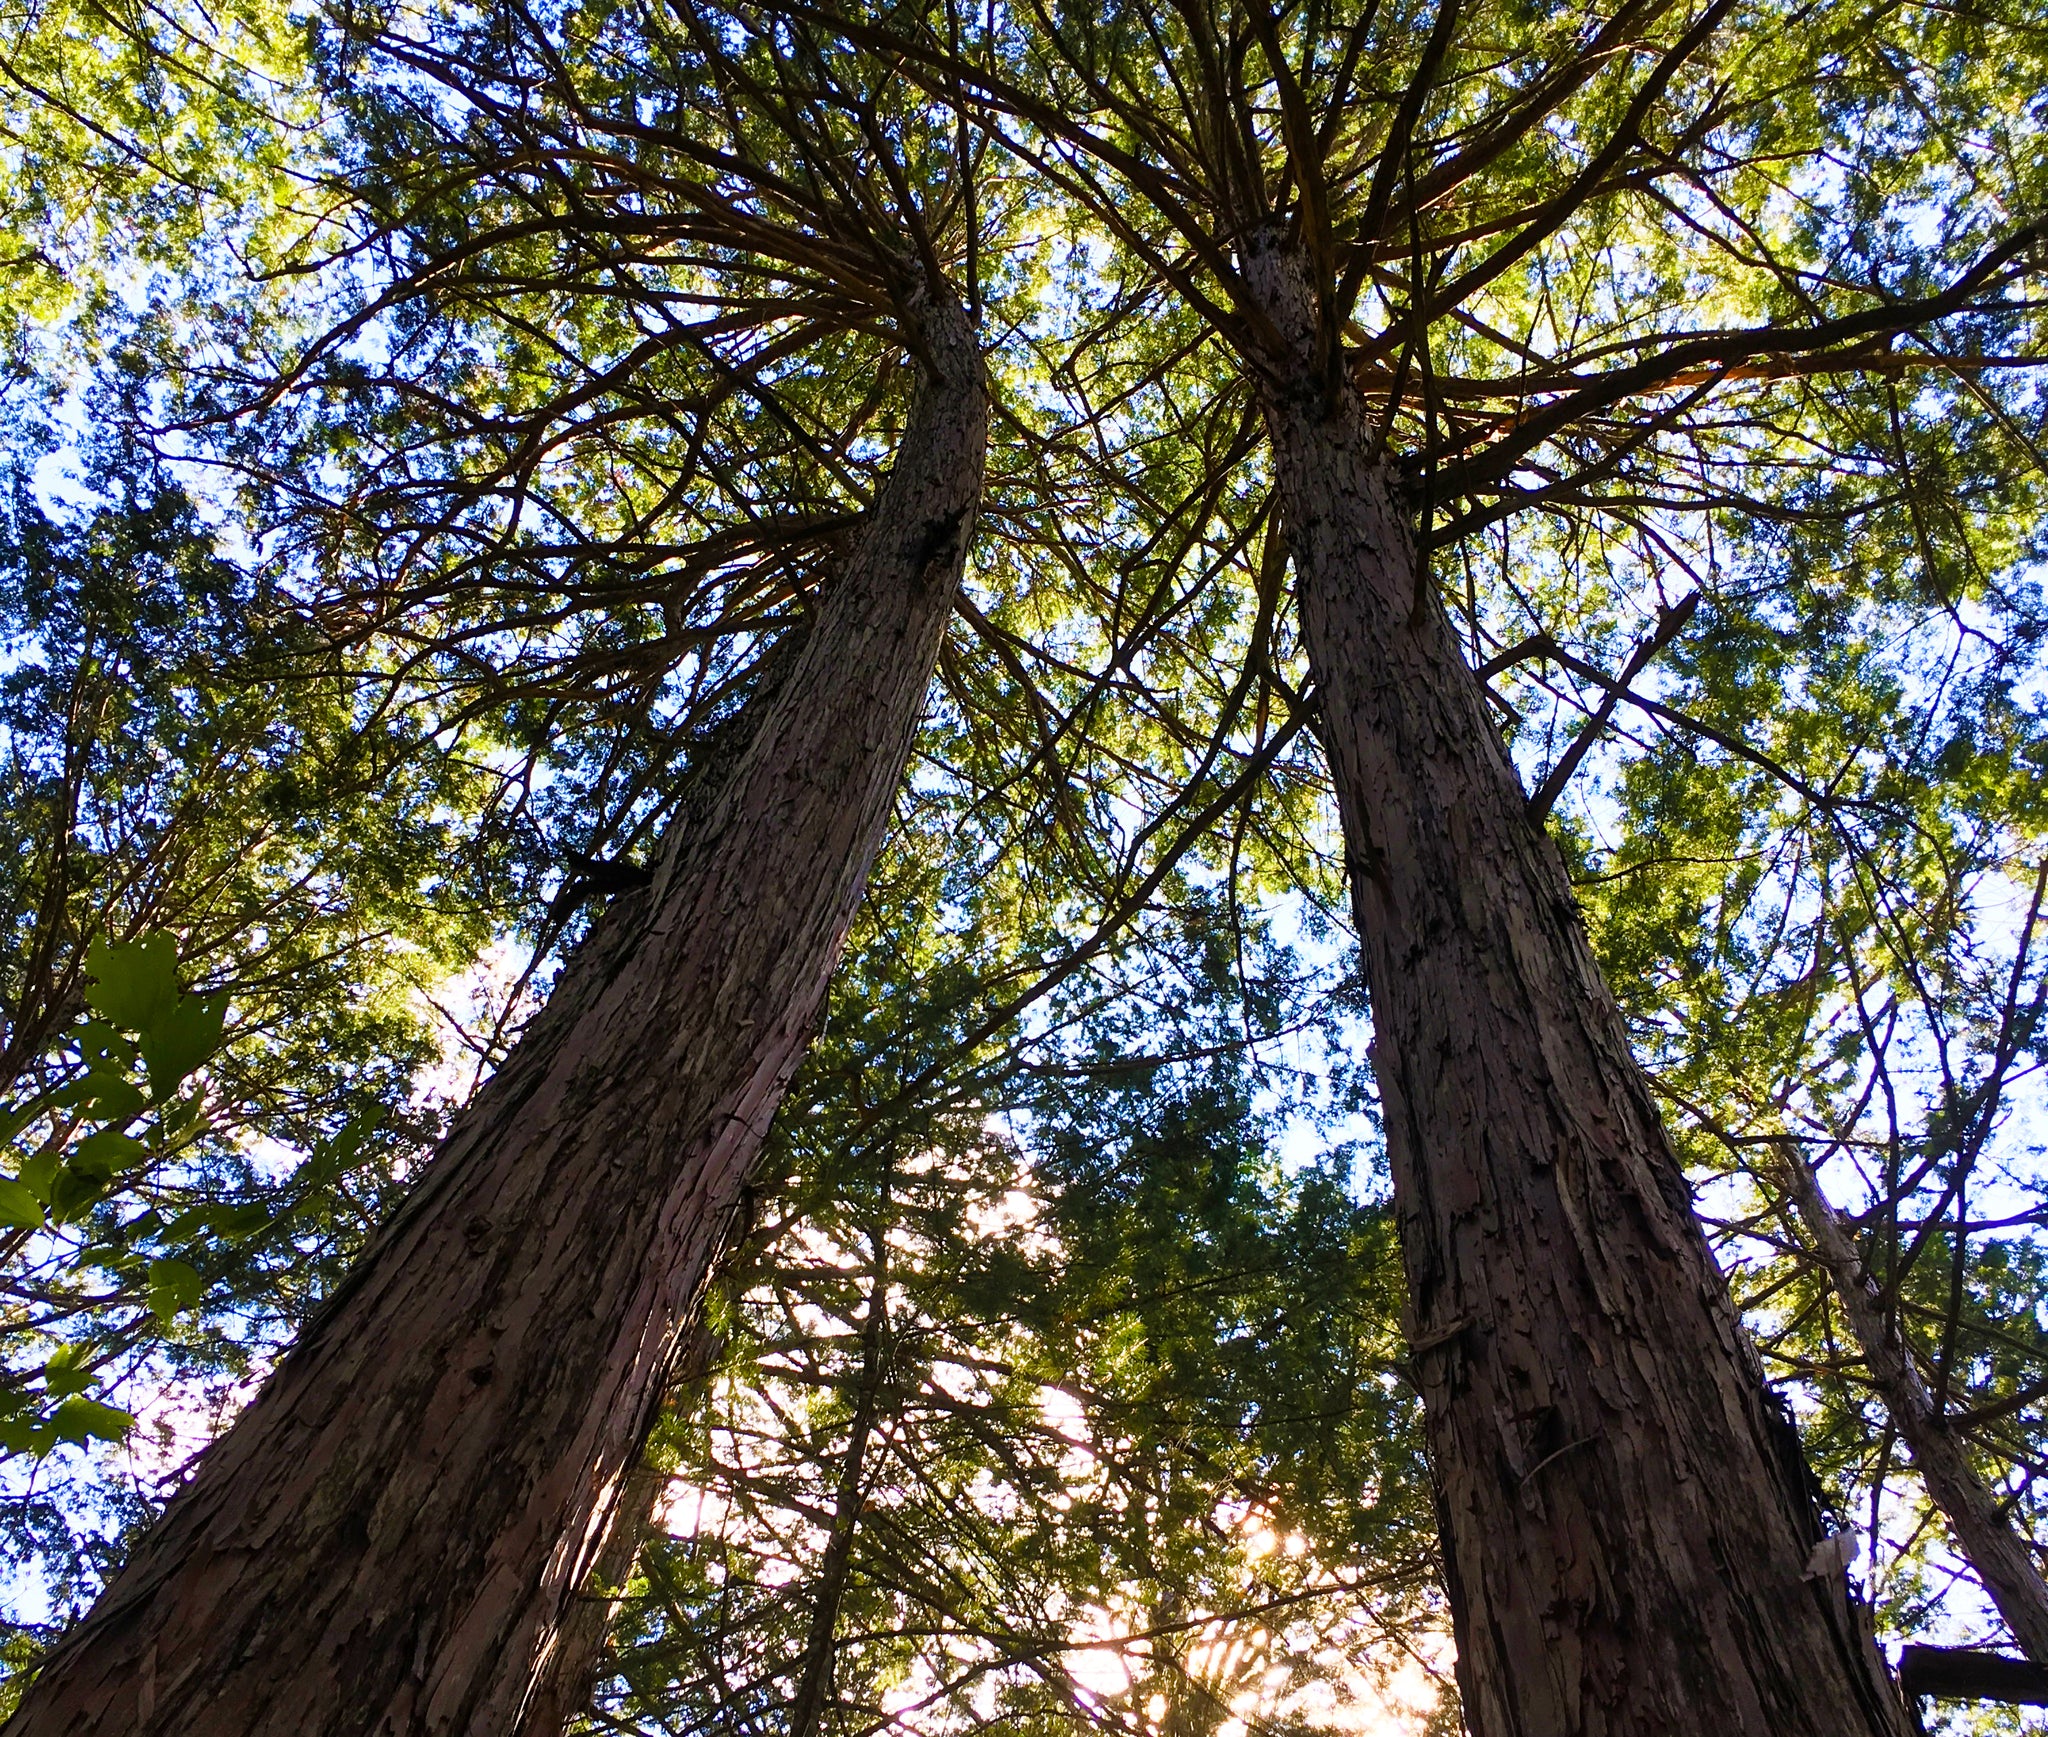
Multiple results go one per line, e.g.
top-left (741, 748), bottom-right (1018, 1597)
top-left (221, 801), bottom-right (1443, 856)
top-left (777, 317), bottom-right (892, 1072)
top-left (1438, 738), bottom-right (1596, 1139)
top-left (0, 0), bottom-right (2044, 1731)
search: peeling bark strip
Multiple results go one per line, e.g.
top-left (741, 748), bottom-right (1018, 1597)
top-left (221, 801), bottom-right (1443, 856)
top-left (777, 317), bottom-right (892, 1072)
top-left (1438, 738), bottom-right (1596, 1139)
top-left (511, 1459), bottom-right (668, 1737)
top-left (510, 1324), bottom-right (723, 1737)
top-left (1772, 1142), bottom-right (2048, 1663)
top-left (1240, 234), bottom-right (1903, 1737)
top-left (8, 291), bottom-right (987, 1737)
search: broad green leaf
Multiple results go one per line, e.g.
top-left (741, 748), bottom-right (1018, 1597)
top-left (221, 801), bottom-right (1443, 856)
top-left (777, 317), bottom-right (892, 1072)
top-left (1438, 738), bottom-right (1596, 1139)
top-left (17, 1147), bottom-right (60, 1204)
top-left (209, 1202), bottom-right (274, 1240)
top-left (56, 1071), bottom-right (148, 1122)
top-left (146, 1257), bottom-right (205, 1322)
top-left (161, 1206), bottom-right (214, 1242)
top-left (43, 1344), bottom-right (93, 1397)
top-left (49, 1395), bottom-right (133, 1447)
top-left (73, 1128), bottom-right (147, 1180)
top-left (138, 992), bottom-right (229, 1100)
top-left (0, 1179), bottom-right (43, 1229)
top-left (330, 1108), bottom-right (381, 1165)
top-left (82, 934), bottom-right (179, 1033)
top-left (76, 1021), bottom-right (137, 1070)
top-left (162, 1200), bottom-right (270, 1248)
top-left (47, 1168), bottom-right (107, 1224)
top-left (159, 1091), bottom-right (208, 1139)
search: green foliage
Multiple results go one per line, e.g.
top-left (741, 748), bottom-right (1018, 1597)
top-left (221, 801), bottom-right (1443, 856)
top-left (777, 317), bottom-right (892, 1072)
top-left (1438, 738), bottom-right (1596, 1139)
top-left (0, 443), bottom-right (507, 1676)
top-left (0, 0), bottom-right (318, 379)
top-left (0, 930), bottom-right (231, 1457)
top-left (2, 0), bottom-right (2048, 1723)
top-left (591, 864), bottom-right (1443, 1737)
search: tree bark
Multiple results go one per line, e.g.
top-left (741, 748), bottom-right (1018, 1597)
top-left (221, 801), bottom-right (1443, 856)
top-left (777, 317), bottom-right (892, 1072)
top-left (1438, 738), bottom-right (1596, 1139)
top-left (510, 1323), bottom-right (723, 1737)
top-left (1772, 1141), bottom-right (2048, 1662)
top-left (511, 1459), bottom-right (666, 1737)
top-left (7, 287), bottom-right (986, 1737)
top-left (1238, 231), bottom-right (1903, 1737)
top-left (1898, 1645), bottom-right (2048, 1707)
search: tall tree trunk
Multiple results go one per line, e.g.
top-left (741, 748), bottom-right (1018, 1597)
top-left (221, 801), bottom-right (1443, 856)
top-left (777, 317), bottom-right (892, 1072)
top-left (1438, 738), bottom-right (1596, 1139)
top-left (1771, 1140), bottom-right (2048, 1661)
top-left (7, 288), bottom-right (987, 1737)
top-left (1238, 232), bottom-right (1903, 1737)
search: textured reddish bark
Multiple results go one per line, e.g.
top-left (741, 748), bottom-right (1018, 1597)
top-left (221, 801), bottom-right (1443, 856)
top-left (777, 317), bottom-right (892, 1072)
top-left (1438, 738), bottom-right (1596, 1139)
top-left (1240, 232), bottom-right (1904, 1737)
top-left (509, 1459), bottom-right (667, 1737)
top-left (509, 1325), bottom-right (720, 1737)
top-left (7, 287), bottom-right (986, 1737)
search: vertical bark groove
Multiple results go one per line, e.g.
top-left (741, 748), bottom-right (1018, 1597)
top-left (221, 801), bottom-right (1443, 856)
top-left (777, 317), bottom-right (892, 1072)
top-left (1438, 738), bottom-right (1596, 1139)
top-left (1239, 231), bottom-right (1902, 1737)
top-left (7, 289), bottom-right (987, 1737)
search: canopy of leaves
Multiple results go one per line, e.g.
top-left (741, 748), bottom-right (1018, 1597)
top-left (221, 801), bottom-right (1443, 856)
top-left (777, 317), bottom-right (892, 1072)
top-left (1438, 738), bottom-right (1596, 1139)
top-left (1, 0), bottom-right (2047, 1731)
top-left (0, 431), bottom-right (509, 1675)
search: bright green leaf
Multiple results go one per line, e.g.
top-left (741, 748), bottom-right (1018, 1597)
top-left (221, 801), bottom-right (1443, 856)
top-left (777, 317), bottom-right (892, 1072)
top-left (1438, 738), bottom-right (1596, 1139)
top-left (17, 1147), bottom-right (59, 1205)
top-left (49, 1395), bottom-right (133, 1447)
top-left (146, 1257), bottom-right (205, 1322)
top-left (76, 1021), bottom-right (137, 1070)
top-left (56, 1070), bottom-right (148, 1122)
top-left (0, 1178), bottom-right (43, 1229)
top-left (73, 1128), bottom-right (147, 1180)
top-left (138, 992), bottom-right (229, 1100)
top-left (42, 1344), bottom-right (92, 1398)
top-left (82, 934), bottom-right (179, 1033)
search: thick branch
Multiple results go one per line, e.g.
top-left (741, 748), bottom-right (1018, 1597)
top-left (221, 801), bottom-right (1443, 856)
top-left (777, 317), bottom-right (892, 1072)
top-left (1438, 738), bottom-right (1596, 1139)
top-left (1772, 1141), bottom-right (2048, 1664)
top-left (1899, 1646), bottom-right (2048, 1707)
